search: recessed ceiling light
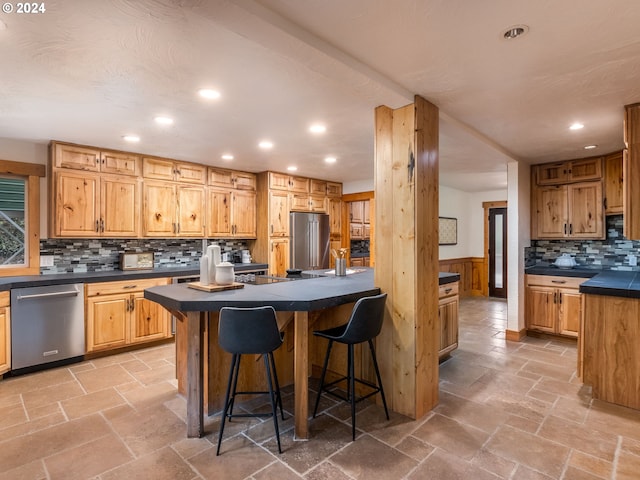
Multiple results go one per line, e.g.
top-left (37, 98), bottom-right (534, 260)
top-left (324, 156), bottom-right (337, 164)
top-left (198, 88), bottom-right (221, 100)
top-left (584, 145), bottom-right (598, 150)
top-left (258, 140), bottom-right (274, 150)
top-left (221, 154), bottom-right (234, 160)
top-left (154, 116), bottom-right (174, 125)
top-left (309, 124), bottom-right (327, 134)
top-left (122, 135), bottom-right (140, 142)
top-left (570, 123), bottom-right (584, 130)
top-left (287, 166), bottom-right (298, 172)
top-left (502, 25), bottom-right (529, 40)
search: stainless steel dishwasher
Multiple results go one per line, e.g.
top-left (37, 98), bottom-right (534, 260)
top-left (11, 283), bottom-right (85, 373)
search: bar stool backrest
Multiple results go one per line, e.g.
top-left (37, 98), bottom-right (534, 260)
top-left (218, 306), bottom-right (282, 354)
top-left (338, 293), bottom-right (387, 344)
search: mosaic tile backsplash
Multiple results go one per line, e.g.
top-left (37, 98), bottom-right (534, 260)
top-left (526, 215), bottom-right (640, 271)
top-left (39, 238), bottom-right (251, 274)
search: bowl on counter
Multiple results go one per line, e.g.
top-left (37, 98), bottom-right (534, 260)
top-left (554, 253), bottom-right (577, 269)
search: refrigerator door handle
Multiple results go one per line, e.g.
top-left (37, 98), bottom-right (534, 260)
top-left (310, 220), bottom-right (318, 269)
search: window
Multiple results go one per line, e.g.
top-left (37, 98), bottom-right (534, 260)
top-left (0, 177), bottom-right (26, 267)
top-left (0, 159), bottom-right (45, 276)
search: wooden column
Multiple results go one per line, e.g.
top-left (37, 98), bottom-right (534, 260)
top-left (374, 95), bottom-right (439, 419)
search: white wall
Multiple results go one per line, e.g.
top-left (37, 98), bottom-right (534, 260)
top-left (467, 189), bottom-right (508, 258)
top-left (342, 179), bottom-right (374, 194)
top-left (0, 138), bottom-right (49, 237)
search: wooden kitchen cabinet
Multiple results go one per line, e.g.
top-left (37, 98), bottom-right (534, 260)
top-left (350, 201), bottom-right (364, 223)
top-left (0, 292), bottom-right (10, 375)
top-left (326, 182), bottom-right (342, 197)
top-left (290, 194), bottom-right (326, 212)
top-left (269, 238), bottom-right (289, 277)
top-left (532, 181), bottom-right (604, 239)
top-left (535, 157), bottom-right (602, 185)
top-left (604, 151), bottom-right (623, 215)
top-left (439, 281), bottom-right (459, 358)
top-left (85, 278), bottom-right (171, 353)
top-left (268, 172), bottom-right (309, 193)
top-left (310, 179), bottom-right (327, 195)
top-left (52, 142), bottom-right (141, 176)
top-left (207, 188), bottom-right (256, 238)
top-left (350, 257), bottom-right (365, 267)
top-left (328, 197), bottom-right (342, 237)
top-left (269, 191), bottom-right (289, 237)
top-left (208, 167), bottom-right (256, 191)
top-left (53, 171), bottom-right (141, 237)
top-left (525, 275), bottom-right (588, 338)
top-left (142, 181), bottom-right (205, 237)
top-left (142, 157), bottom-right (206, 184)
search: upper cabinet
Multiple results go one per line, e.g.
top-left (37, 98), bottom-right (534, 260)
top-left (531, 155), bottom-right (605, 240)
top-left (535, 157), bottom-right (602, 185)
top-left (53, 143), bottom-right (141, 176)
top-left (142, 181), bottom-right (205, 237)
top-left (208, 167), bottom-right (256, 191)
top-left (349, 200), bottom-right (371, 240)
top-left (268, 172), bottom-right (309, 193)
top-left (604, 151), bottom-right (623, 215)
top-left (624, 103), bottom-right (640, 240)
top-left (207, 168), bottom-right (257, 238)
top-left (142, 157), bottom-right (206, 184)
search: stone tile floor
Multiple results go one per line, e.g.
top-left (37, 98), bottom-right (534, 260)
top-left (1, 297), bottom-right (640, 479)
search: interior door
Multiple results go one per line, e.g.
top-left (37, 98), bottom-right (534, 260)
top-left (489, 207), bottom-right (507, 298)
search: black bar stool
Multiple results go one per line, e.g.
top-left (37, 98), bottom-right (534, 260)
top-left (216, 305), bottom-right (285, 455)
top-left (312, 293), bottom-right (389, 440)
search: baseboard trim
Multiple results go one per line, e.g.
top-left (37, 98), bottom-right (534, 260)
top-left (505, 328), bottom-right (526, 342)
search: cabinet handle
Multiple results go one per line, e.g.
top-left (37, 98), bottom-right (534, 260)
top-left (564, 224), bottom-right (567, 234)
top-left (123, 285), bottom-right (137, 289)
top-left (95, 220), bottom-right (100, 233)
top-left (270, 225), bottom-right (274, 234)
top-left (554, 292), bottom-right (557, 303)
top-left (604, 197), bottom-right (608, 209)
top-left (100, 218), bottom-right (104, 232)
top-left (551, 280), bottom-right (566, 284)
top-left (559, 293), bottom-right (562, 304)
top-left (129, 295), bottom-right (134, 311)
top-left (445, 288), bottom-right (452, 294)
top-left (172, 222), bottom-right (176, 234)
top-left (569, 224), bottom-right (573, 234)
top-left (177, 223), bottom-right (180, 233)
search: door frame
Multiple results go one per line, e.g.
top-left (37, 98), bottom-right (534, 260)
top-left (342, 191), bottom-right (375, 266)
top-left (482, 201), bottom-right (507, 297)
top-left (488, 207), bottom-right (508, 298)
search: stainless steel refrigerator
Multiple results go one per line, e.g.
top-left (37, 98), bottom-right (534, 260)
top-left (290, 212), bottom-right (330, 270)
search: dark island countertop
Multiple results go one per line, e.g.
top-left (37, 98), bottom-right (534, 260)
top-left (439, 272), bottom-right (460, 285)
top-left (0, 263), bottom-right (268, 291)
top-left (145, 268), bottom-right (380, 312)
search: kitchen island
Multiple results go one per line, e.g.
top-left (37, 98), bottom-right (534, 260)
top-left (580, 271), bottom-right (640, 410)
top-left (144, 268), bottom-right (380, 439)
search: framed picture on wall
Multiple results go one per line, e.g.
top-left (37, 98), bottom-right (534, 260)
top-left (439, 217), bottom-right (457, 245)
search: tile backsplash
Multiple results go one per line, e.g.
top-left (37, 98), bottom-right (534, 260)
top-left (526, 215), bottom-right (640, 270)
top-left (39, 238), bottom-right (250, 274)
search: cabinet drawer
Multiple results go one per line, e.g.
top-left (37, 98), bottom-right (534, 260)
top-left (86, 278), bottom-right (169, 297)
top-left (439, 282), bottom-right (459, 299)
top-left (525, 274), bottom-right (588, 289)
top-left (0, 291), bottom-right (8, 307)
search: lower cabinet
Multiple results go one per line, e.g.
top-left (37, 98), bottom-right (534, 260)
top-left (0, 292), bottom-right (10, 375)
top-left (525, 274), bottom-right (587, 338)
top-left (350, 256), bottom-right (370, 267)
top-left (85, 278), bottom-right (171, 353)
top-left (439, 281), bottom-right (459, 358)
top-left (269, 238), bottom-right (289, 277)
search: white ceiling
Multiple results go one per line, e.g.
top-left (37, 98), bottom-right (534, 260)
top-left (1, 0), bottom-right (639, 192)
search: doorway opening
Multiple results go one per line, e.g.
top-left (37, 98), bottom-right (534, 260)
top-left (488, 207), bottom-right (507, 298)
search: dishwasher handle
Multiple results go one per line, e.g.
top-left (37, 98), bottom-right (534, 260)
top-left (16, 287), bottom-right (81, 301)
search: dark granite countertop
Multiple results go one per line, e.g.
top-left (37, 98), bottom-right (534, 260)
top-left (525, 265), bottom-right (601, 278)
top-left (145, 268), bottom-right (380, 312)
top-left (439, 272), bottom-right (460, 285)
top-left (0, 263), bottom-right (268, 291)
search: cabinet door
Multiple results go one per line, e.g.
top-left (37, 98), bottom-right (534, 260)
top-left (269, 238), bottom-right (289, 277)
top-left (290, 194), bottom-right (310, 212)
top-left (363, 200), bottom-right (370, 223)
top-left (233, 172), bottom-right (257, 191)
top-left (208, 168), bottom-right (234, 188)
top-left (100, 176), bottom-right (140, 237)
top-left (55, 171), bottom-right (99, 236)
top-left (569, 158), bottom-right (602, 182)
top-left (328, 198), bottom-right (342, 237)
top-left (143, 181), bottom-right (176, 236)
top-left (232, 191), bottom-right (256, 238)
top-left (177, 186), bottom-right (206, 236)
top-left (86, 295), bottom-right (128, 352)
top-left (100, 151), bottom-right (140, 176)
top-left (269, 191), bottom-right (289, 236)
top-left (130, 293), bottom-right (169, 343)
top-left (310, 179), bottom-right (326, 195)
top-left (557, 289), bottom-right (581, 337)
top-left (269, 172), bottom-right (290, 191)
top-left (526, 286), bottom-right (556, 333)
top-left (535, 185), bottom-right (567, 238)
top-left (175, 162), bottom-right (206, 185)
top-left (290, 176), bottom-right (309, 193)
top-left (326, 182), bottom-right (342, 197)
top-left (604, 151), bottom-right (623, 215)
top-left (53, 143), bottom-right (101, 171)
top-left (208, 188), bottom-right (232, 237)
top-left (439, 295), bottom-right (459, 357)
top-left (536, 162), bottom-right (569, 185)
top-left (0, 305), bottom-right (10, 375)
top-left (350, 201), bottom-right (364, 223)
top-left (350, 257), bottom-right (364, 267)
top-left (364, 224), bottom-right (371, 239)
top-left (309, 195), bottom-right (326, 212)
top-left (568, 182), bottom-right (604, 238)
top-left (143, 157), bottom-right (175, 181)
top-left (350, 223), bottom-right (364, 239)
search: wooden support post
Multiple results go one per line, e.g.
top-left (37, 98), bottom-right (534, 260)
top-left (374, 95), bottom-right (439, 419)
